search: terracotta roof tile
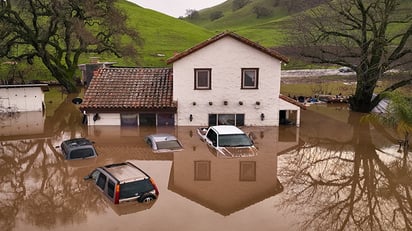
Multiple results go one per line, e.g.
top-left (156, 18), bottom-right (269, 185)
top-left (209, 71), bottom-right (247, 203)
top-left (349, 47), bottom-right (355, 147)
top-left (167, 31), bottom-right (289, 64)
top-left (80, 67), bottom-right (176, 112)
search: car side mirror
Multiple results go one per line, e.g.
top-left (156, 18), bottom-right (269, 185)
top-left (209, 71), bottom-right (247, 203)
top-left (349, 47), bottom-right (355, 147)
top-left (84, 175), bottom-right (92, 180)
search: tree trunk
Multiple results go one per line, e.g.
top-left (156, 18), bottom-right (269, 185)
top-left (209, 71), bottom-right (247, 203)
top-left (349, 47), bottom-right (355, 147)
top-left (349, 71), bottom-right (380, 113)
top-left (40, 54), bottom-right (79, 93)
top-left (47, 65), bottom-right (78, 93)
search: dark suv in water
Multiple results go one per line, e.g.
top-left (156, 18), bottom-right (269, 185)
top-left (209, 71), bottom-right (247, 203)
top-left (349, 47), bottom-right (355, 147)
top-left (60, 138), bottom-right (97, 160)
top-left (84, 162), bottom-right (159, 204)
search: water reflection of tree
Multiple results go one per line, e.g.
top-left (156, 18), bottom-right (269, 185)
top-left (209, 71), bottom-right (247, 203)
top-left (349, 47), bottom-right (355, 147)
top-left (0, 93), bottom-right (101, 231)
top-left (278, 113), bottom-right (412, 230)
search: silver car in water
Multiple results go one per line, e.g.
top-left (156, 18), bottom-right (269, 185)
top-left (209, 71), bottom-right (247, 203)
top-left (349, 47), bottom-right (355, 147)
top-left (144, 134), bottom-right (184, 153)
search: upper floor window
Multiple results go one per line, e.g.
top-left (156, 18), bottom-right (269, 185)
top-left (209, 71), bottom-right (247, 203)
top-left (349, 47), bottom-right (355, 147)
top-left (241, 68), bottom-right (259, 89)
top-left (194, 68), bottom-right (211, 90)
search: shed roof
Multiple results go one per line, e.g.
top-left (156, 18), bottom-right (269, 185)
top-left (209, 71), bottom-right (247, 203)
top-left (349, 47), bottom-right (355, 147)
top-left (0, 84), bottom-right (49, 92)
top-left (279, 94), bottom-right (307, 110)
top-left (166, 31), bottom-right (289, 64)
top-left (80, 67), bottom-right (176, 112)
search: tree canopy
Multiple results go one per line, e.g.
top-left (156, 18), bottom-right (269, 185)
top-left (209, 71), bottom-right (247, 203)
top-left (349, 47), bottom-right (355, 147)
top-left (0, 0), bottom-right (141, 93)
top-left (289, 0), bottom-right (412, 112)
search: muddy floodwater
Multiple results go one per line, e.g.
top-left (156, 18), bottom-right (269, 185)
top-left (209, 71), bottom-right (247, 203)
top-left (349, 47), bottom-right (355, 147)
top-left (1, 93), bottom-right (411, 231)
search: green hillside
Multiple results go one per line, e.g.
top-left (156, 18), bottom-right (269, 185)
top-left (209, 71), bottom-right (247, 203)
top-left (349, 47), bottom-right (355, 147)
top-left (105, 1), bottom-right (215, 67)
top-left (0, 1), bottom-right (215, 82)
top-left (184, 0), bottom-right (311, 47)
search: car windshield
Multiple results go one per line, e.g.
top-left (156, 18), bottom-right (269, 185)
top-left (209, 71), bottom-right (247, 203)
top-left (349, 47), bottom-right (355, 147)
top-left (218, 134), bottom-right (253, 147)
top-left (156, 140), bottom-right (182, 150)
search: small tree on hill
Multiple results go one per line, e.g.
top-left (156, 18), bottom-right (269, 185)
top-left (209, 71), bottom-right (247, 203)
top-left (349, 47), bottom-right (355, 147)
top-left (0, 0), bottom-right (141, 93)
top-left (186, 9), bottom-right (200, 19)
top-left (210, 11), bottom-right (224, 21)
top-left (253, 6), bottom-right (272, 18)
top-left (232, 0), bottom-right (250, 11)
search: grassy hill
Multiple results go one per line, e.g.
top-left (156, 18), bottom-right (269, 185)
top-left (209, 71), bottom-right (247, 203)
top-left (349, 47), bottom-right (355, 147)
top-left (184, 0), bottom-right (322, 47)
top-left (2, 0), bottom-right (409, 83)
top-left (0, 1), bottom-right (215, 83)
top-left (103, 1), bottom-right (215, 67)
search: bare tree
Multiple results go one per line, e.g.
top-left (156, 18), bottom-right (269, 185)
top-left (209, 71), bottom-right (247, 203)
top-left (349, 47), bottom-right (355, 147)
top-left (0, 0), bottom-right (141, 93)
top-left (289, 0), bottom-right (412, 112)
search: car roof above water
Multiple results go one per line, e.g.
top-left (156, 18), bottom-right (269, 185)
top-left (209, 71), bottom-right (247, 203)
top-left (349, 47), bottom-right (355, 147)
top-left (210, 125), bottom-right (245, 135)
top-left (147, 133), bottom-right (178, 142)
top-left (102, 162), bottom-right (148, 183)
top-left (62, 138), bottom-right (93, 147)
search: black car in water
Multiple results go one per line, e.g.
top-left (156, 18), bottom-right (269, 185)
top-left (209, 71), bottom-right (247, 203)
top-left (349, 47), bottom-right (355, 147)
top-left (84, 162), bottom-right (159, 204)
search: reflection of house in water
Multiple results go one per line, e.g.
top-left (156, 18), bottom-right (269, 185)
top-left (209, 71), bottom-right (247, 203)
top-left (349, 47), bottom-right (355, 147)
top-left (85, 126), bottom-right (176, 163)
top-left (84, 125), bottom-right (301, 216)
top-left (0, 111), bottom-right (45, 137)
top-left (168, 126), bottom-right (300, 216)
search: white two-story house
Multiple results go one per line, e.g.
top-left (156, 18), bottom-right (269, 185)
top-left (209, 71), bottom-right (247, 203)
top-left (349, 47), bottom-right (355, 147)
top-left (80, 32), bottom-right (304, 127)
top-left (167, 32), bottom-right (303, 126)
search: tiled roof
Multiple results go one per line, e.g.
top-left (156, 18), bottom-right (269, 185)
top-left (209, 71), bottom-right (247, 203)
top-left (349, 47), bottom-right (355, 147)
top-left (166, 31), bottom-right (289, 64)
top-left (279, 94), bottom-right (307, 110)
top-left (80, 67), bottom-right (176, 112)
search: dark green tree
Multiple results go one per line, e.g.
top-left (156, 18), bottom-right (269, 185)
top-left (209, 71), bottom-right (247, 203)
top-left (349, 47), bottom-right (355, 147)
top-left (210, 11), bottom-right (224, 21)
top-left (289, 0), bottom-right (412, 112)
top-left (0, 0), bottom-right (141, 93)
top-left (253, 6), bottom-right (272, 18)
top-left (185, 9), bottom-right (200, 19)
top-left (232, 0), bottom-right (249, 11)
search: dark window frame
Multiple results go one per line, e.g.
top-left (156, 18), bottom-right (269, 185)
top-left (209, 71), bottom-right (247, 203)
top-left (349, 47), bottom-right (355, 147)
top-left (194, 68), bottom-right (212, 90)
top-left (241, 68), bottom-right (259, 89)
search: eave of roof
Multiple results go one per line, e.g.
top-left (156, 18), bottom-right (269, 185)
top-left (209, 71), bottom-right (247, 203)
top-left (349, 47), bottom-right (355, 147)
top-left (279, 94), bottom-right (307, 110)
top-left (0, 84), bottom-right (49, 92)
top-left (166, 31), bottom-right (289, 64)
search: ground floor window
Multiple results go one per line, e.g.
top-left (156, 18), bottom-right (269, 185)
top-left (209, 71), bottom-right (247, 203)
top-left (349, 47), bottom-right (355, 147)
top-left (139, 113), bottom-right (156, 126)
top-left (208, 114), bottom-right (245, 126)
top-left (121, 113), bottom-right (137, 126)
top-left (121, 113), bottom-right (174, 127)
top-left (157, 113), bottom-right (175, 126)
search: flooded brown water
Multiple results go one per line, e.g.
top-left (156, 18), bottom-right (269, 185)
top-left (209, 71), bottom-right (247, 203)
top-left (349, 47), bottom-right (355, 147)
top-left (1, 93), bottom-right (411, 231)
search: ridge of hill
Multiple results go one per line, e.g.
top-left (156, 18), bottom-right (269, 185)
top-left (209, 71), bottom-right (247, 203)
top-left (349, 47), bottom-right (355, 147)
top-left (111, 1), bottom-right (215, 67)
top-left (184, 0), bottom-right (328, 47)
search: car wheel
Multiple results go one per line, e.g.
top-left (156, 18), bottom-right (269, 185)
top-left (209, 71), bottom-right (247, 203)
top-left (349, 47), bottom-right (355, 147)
top-left (139, 194), bottom-right (156, 203)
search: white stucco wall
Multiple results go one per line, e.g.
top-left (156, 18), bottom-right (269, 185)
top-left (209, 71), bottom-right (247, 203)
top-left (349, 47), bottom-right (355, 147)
top-left (0, 86), bottom-right (45, 112)
top-left (172, 37), bottom-right (282, 126)
top-left (85, 113), bottom-right (121, 126)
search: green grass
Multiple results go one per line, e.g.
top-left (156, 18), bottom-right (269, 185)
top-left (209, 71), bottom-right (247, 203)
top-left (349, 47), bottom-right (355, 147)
top-left (118, 1), bottom-right (214, 67)
top-left (3, 0), bottom-right (410, 82)
top-left (280, 81), bottom-right (357, 98)
top-left (280, 74), bottom-right (412, 98)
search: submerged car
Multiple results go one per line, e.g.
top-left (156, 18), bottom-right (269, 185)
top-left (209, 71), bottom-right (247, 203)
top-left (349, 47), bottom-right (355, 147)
top-left (144, 134), bottom-right (183, 153)
top-left (60, 138), bottom-right (97, 160)
top-left (84, 162), bottom-right (159, 204)
top-left (197, 125), bottom-right (258, 158)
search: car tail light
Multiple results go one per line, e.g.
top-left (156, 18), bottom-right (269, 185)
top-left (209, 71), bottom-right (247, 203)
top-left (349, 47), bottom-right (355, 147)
top-left (150, 178), bottom-right (159, 196)
top-left (114, 184), bottom-right (120, 204)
